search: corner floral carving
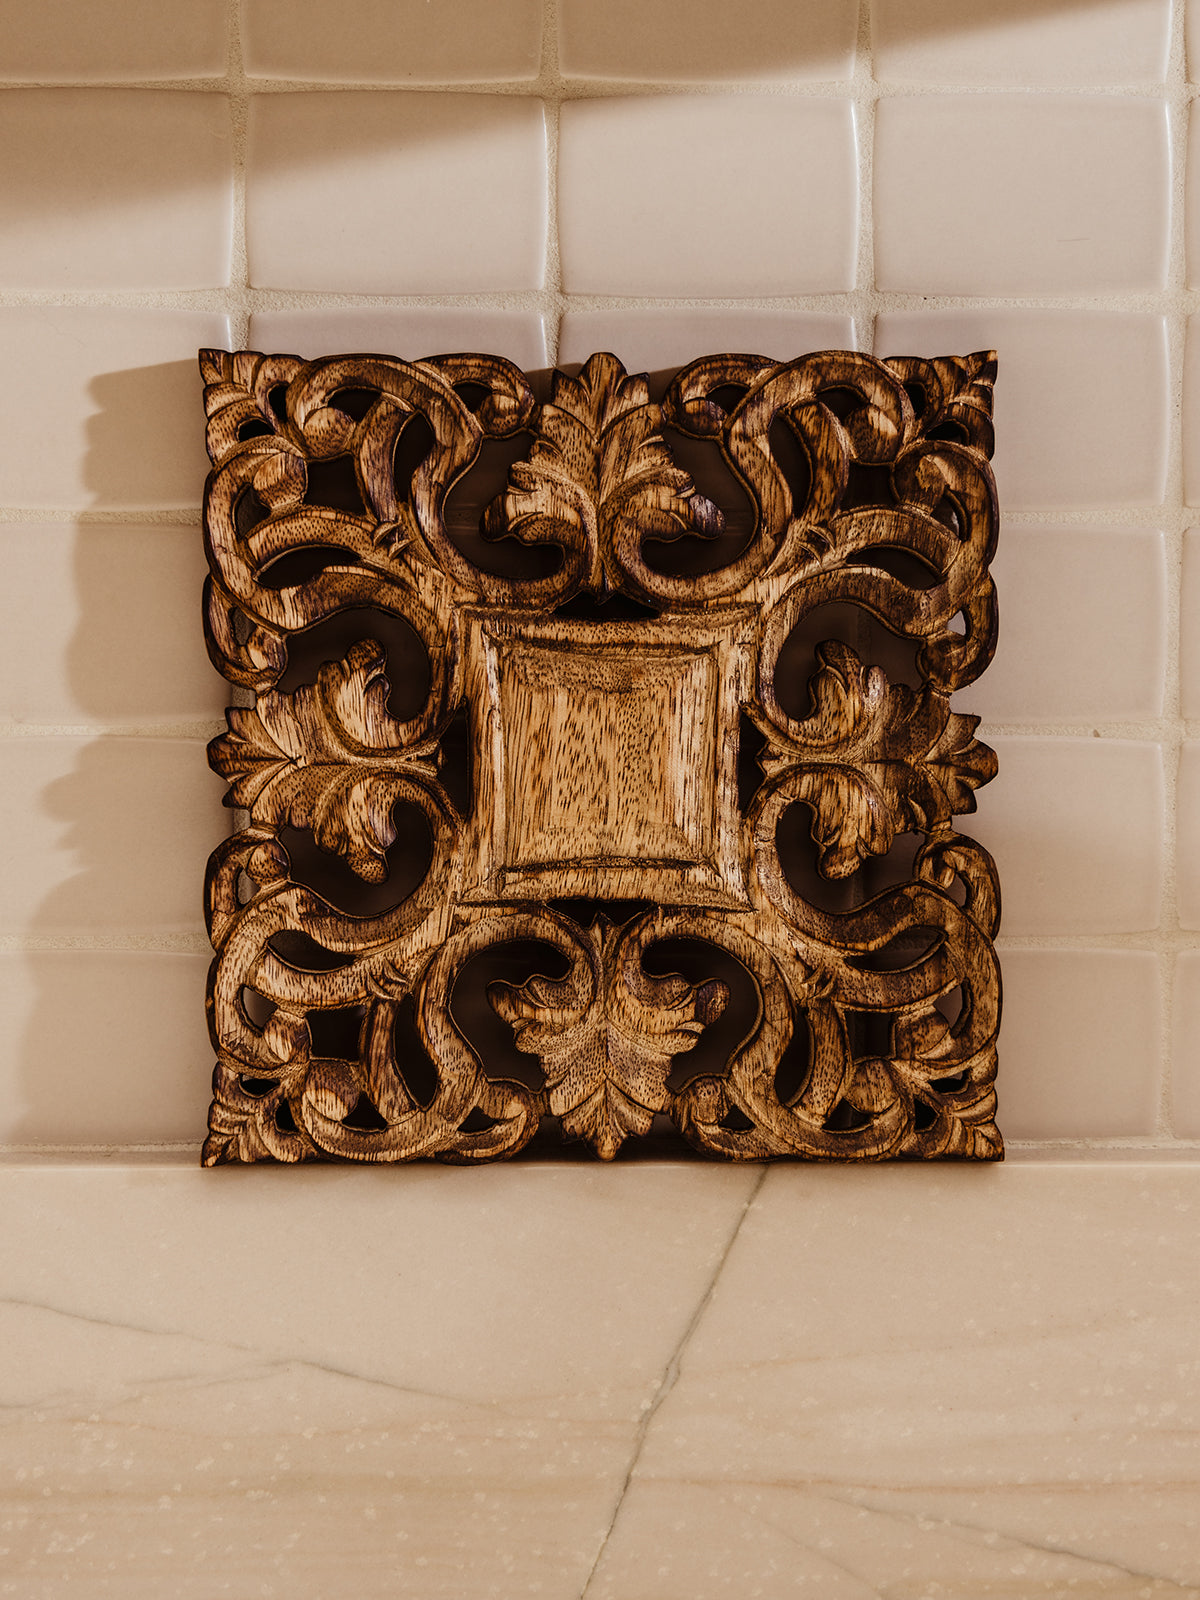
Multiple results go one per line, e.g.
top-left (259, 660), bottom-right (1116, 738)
top-left (200, 345), bottom-right (1003, 1165)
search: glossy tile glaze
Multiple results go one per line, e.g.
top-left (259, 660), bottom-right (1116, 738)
top-left (0, 953), bottom-right (212, 1144)
top-left (0, 0), bottom-right (225, 79)
top-left (0, 1163), bottom-right (1195, 1597)
top-left (243, 0), bottom-right (542, 82)
top-left (970, 737), bottom-right (1164, 935)
top-left (875, 0), bottom-right (1171, 85)
top-left (0, 737), bottom-right (224, 937)
top-left (559, 0), bottom-right (857, 82)
top-left (877, 309), bottom-right (1170, 510)
top-left (246, 94), bottom-right (548, 293)
top-left (964, 527), bottom-right (1167, 723)
top-left (0, 524), bottom-right (224, 726)
top-left (0, 308), bottom-right (230, 510)
top-left (248, 308), bottom-right (548, 368)
top-left (996, 950), bottom-right (1161, 1137)
top-left (557, 97), bottom-right (857, 295)
top-left (0, 91), bottom-right (233, 290)
top-left (556, 309), bottom-right (857, 372)
top-left (875, 95), bottom-right (1170, 294)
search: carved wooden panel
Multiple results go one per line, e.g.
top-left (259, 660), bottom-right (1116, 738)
top-left (200, 348), bottom-right (1002, 1164)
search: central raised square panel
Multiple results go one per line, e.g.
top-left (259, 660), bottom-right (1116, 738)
top-left (460, 610), bottom-right (755, 907)
top-left (502, 644), bottom-right (717, 869)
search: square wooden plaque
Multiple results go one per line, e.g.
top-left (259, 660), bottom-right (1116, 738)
top-left (200, 349), bottom-right (1002, 1164)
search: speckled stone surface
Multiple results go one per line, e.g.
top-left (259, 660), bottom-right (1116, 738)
top-left (0, 1160), bottom-right (1196, 1598)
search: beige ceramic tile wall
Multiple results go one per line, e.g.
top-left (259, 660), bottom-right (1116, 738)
top-left (0, 0), bottom-right (1195, 1155)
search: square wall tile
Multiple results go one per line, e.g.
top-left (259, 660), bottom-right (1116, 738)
top-left (1171, 952), bottom-right (1200, 1136)
top-left (249, 309), bottom-right (547, 369)
top-left (1184, 530), bottom-right (1200, 719)
top-left (558, 97), bottom-right (857, 296)
top-left (962, 527), bottom-right (1166, 724)
top-left (0, 737), bottom-right (224, 937)
top-left (0, 951), bottom-right (211, 1145)
top-left (244, 0), bottom-right (541, 82)
top-left (0, 0), bottom-right (225, 80)
top-left (246, 94), bottom-right (547, 294)
top-left (559, 0), bottom-right (856, 82)
top-left (874, 0), bottom-right (1170, 86)
top-left (877, 311), bottom-right (1169, 511)
top-left (0, 91), bottom-right (233, 291)
top-left (875, 96), bottom-right (1169, 295)
top-left (1177, 742), bottom-right (1200, 929)
top-left (996, 950), bottom-right (1160, 1138)
top-left (0, 308), bottom-right (230, 511)
top-left (0, 525), bottom-right (223, 727)
top-left (556, 310), bottom-right (858, 372)
top-left (969, 738), bottom-right (1163, 935)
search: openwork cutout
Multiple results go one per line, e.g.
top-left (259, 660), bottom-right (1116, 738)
top-left (200, 347), bottom-right (1002, 1164)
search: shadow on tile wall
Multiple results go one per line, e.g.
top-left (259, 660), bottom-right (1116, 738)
top-left (84, 359), bottom-right (214, 509)
top-left (17, 746), bottom-right (221, 1144)
top-left (13, 360), bottom-right (226, 1147)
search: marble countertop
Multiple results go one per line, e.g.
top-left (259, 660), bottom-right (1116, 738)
top-left (1, 1158), bottom-right (1196, 1598)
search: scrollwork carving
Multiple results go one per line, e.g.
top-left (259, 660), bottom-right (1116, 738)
top-left (200, 347), bottom-right (1003, 1164)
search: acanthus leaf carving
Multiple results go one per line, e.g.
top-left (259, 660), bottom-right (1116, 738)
top-left (484, 351), bottom-right (722, 594)
top-left (757, 640), bottom-right (997, 879)
top-left (209, 640), bottom-right (442, 883)
top-left (489, 918), bottom-right (728, 1160)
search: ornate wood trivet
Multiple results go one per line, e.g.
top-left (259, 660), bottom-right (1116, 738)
top-left (199, 348), bottom-right (1002, 1164)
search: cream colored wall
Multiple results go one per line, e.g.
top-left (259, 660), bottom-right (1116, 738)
top-left (0, 0), bottom-right (1195, 1147)
top-left (2, 8), bottom-right (1200, 1597)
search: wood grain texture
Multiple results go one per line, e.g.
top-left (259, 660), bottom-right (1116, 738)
top-left (200, 347), bottom-right (1002, 1164)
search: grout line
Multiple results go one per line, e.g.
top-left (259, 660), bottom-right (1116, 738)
top-left (222, 4), bottom-right (254, 728)
top-left (0, 723), bottom-right (221, 740)
top-left (225, 0), bottom-right (252, 349)
top-left (14, 286), bottom-right (1200, 312)
top-left (994, 933), bottom-right (1200, 951)
top-left (852, 0), bottom-right (878, 353)
top-left (3, 74), bottom-right (1196, 99)
top-left (970, 719), bottom-right (1185, 737)
top-left (0, 508), bottom-right (202, 525)
top-left (540, 0), bottom-right (565, 363)
top-left (0, 934), bottom-right (212, 955)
